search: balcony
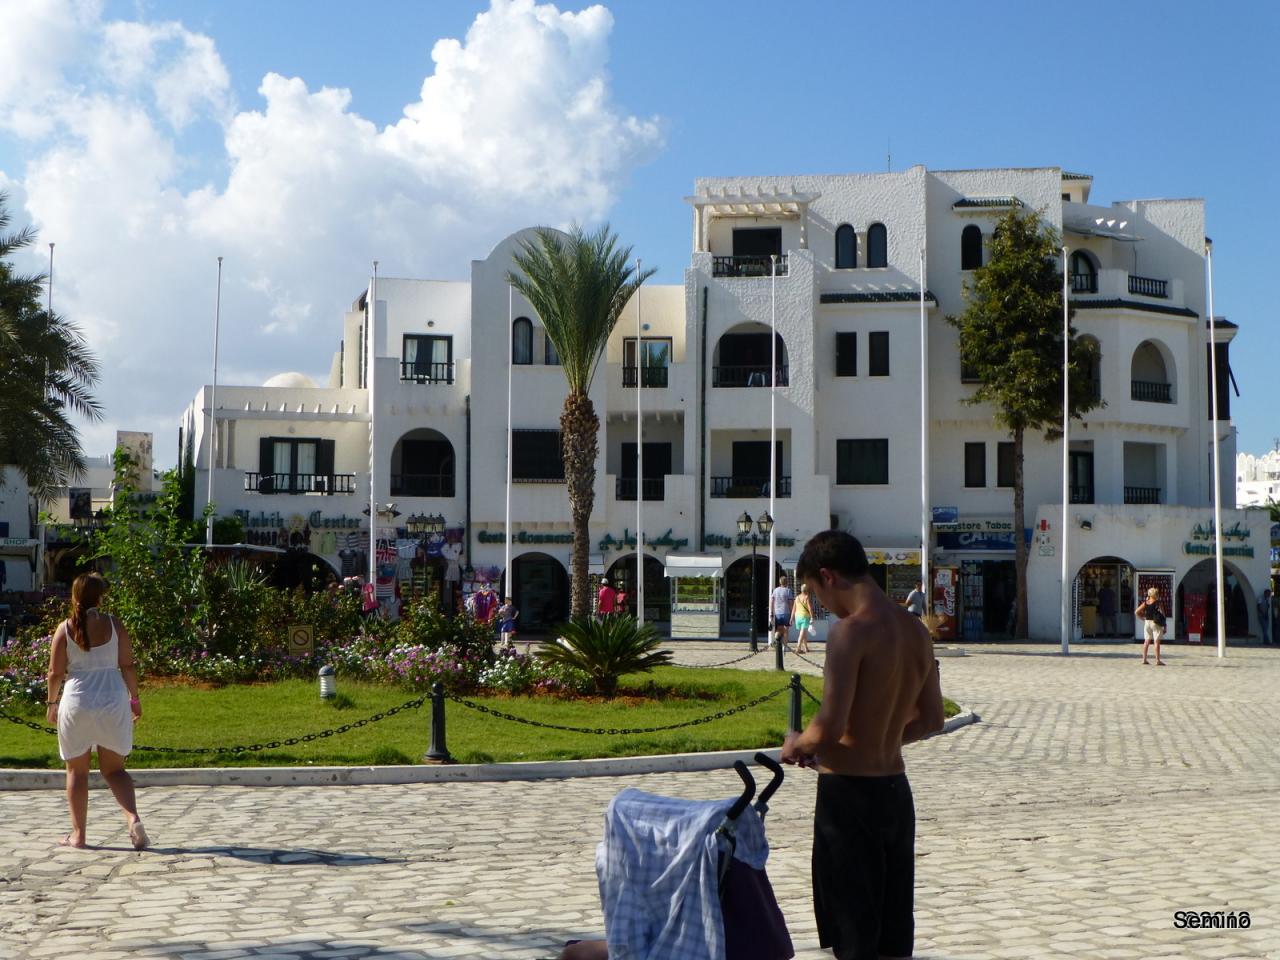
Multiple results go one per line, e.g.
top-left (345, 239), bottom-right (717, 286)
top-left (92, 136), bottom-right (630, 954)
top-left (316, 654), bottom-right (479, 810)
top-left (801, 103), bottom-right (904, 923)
top-left (1070, 485), bottom-right (1094, 504)
top-left (245, 472), bottom-right (357, 495)
top-left (712, 254), bottom-right (789, 278)
top-left (1083, 379), bottom-right (1102, 402)
top-left (710, 476), bottom-right (792, 498)
top-left (616, 477), bottom-right (665, 501)
top-left (622, 366), bottom-right (669, 388)
top-left (1130, 380), bottom-right (1172, 403)
top-left (1124, 486), bottom-right (1162, 505)
top-left (1127, 275), bottom-right (1168, 299)
top-left (712, 365), bottom-right (789, 388)
top-left (390, 474), bottom-right (456, 497)
top-left (1070, 273), bottom-right (1098, 294)
top-left (399, 360), bottom-right (455, 384)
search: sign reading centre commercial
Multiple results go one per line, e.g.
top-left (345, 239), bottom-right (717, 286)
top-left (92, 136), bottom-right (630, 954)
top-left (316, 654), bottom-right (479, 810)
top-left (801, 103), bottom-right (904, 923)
top-left (1185, 520), bottom-right (1254, 558)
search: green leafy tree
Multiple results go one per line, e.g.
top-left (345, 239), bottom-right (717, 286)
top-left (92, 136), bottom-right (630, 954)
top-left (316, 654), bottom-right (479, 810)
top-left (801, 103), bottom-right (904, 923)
top-left (0, 193), bottom-right (102, 500)
top-left (507, 225), bottom-right (654, 617)
top-left (537, 615), bottom-right (671, 697)
top-left (948, 207), bottom-right (1103, 640)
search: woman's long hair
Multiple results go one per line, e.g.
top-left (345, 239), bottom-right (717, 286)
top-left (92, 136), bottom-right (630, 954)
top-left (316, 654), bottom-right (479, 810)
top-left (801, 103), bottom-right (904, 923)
top-left (68, 573), bottom-right (109, 652)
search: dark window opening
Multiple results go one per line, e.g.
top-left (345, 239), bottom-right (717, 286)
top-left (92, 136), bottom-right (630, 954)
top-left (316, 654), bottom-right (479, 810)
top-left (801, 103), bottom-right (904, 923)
top-left (512, 429), bottom-right (565, 482)
top-left (834, 224), bottom-right (857, 269)
top-left (732, 227), bottom-right (782, 258)
top-left (869, 331), bottom-right (890, 376)
top-left (837, 439), bottom-right (889, 485)
top-left (512, 317), bottom-right (533, 365)
top-left (961, 225), bottom-right (983, 270)
top-left (997, 442), bottom-right (1015, 488)
top-left (964, 442), bottom-right (986, 488)
top-left (402, 334), bottom-right (454, 383)
top-left (835, 332), bottom-right (857, 377)
top-left (867, 223), bottom-right (888, 268)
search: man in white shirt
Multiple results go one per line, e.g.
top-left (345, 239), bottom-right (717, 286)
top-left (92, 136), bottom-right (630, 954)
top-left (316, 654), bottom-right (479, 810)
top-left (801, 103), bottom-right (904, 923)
top-left (769, 576), bottom-right (795, 649)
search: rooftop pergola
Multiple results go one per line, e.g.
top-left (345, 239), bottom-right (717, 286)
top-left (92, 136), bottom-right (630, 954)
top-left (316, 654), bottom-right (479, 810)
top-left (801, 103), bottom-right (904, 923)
top-left (684, 187), bottom-right (820, 252)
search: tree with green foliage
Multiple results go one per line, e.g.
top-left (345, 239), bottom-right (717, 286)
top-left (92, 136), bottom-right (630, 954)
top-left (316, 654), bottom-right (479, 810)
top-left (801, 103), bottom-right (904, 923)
top-left (537, 615), bottom-right (671, 697)
top-left (507, 225), bottom-right (654, 618)
top-left (948, 207), bottom-right (1103, 640)
top-left (0, 193), bottom-right (102, 501)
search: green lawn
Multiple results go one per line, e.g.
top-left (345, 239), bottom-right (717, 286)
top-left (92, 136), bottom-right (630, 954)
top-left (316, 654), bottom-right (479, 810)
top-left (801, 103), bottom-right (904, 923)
top-left (0, 667), bottom-right (960, 768)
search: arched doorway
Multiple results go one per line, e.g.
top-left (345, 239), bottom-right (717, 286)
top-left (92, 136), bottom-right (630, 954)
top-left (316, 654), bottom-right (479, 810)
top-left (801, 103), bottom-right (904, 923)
top-left (604, 554), bottom-right (669, 623)
top-left (269, 551), bottom-right (338, 593)
top-left (390, 428), bottom-right (456, 497)
top-left (712, 323), bottom-right (789, 387)
top-left (1075, 555), bottom-right (1136, 639)
top-left (510, 552), bottom-right (569, 633)
top-left (1178, 560), bottom-right (1255, 640)
top-left (725, 555), bottom-right (785, 635)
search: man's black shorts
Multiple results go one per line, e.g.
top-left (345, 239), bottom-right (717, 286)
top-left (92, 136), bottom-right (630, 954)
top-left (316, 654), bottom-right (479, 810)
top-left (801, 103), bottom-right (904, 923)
top-left (812, 772), bottom-right (915, 959)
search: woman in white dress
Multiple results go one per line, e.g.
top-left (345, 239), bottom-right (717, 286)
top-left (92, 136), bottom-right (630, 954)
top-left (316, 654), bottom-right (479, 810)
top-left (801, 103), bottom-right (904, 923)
top-left (44, 573), bottom-right (148, 849)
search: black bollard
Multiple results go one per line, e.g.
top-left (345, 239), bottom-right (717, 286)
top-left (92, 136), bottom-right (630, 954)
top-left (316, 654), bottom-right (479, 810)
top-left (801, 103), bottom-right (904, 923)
top-left (775, 635), bottom-right (786, 671)
top-left (424, 682), bottom-right (454, 763)
top-left (788, 673), bottom-right (804, 734)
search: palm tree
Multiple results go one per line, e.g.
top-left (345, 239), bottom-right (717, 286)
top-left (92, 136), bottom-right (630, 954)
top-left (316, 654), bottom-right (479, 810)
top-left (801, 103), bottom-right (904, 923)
top-left (0, 193), bottom-right (102, 501)
top-left (507, 225), bottom-right (655, 618)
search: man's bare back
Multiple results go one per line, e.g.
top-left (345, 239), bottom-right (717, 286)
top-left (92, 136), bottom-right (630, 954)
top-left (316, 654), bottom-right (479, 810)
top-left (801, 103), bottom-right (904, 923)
top-left (783, 578), bottom-right (944, 775)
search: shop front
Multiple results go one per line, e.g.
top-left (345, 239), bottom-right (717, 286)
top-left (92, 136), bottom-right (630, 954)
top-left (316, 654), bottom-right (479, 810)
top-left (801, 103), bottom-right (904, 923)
top-left (1075, 556), bottom-right (1136, 639)
top-left (933, 517), bottom-right (1023, 642)
top-left (665, 554), bottom-right (725, 639)
top-left (865, 547), bottom-right (922, 605)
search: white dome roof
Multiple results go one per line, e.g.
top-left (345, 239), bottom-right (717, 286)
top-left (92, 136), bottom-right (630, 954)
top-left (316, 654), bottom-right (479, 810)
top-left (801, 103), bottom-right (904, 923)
top-left (262, 372), bottom-right (318, 389)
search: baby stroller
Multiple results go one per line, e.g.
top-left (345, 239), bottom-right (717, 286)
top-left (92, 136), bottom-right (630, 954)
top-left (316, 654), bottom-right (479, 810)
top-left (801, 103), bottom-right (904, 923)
top-left (559, 753), bottom-right (794, 960)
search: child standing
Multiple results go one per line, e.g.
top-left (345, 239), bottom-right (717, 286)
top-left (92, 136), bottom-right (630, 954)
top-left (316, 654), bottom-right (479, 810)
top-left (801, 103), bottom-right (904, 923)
top-left (498, 597), bottom-right (518, 648)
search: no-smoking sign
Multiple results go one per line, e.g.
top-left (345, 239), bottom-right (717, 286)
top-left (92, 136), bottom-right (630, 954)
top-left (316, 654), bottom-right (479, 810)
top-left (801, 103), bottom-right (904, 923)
top-left (287, 624), bottom-right (314, 655)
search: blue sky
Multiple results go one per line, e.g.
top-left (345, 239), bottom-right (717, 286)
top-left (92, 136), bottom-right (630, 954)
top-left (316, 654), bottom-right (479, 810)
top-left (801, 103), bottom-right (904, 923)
top-left (1, 0), bottom-right (1276, 460)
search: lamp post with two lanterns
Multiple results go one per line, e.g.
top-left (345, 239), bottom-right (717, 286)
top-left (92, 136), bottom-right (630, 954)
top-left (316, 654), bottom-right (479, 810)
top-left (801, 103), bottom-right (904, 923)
top-left (737, 510), bottom-right (774, 654)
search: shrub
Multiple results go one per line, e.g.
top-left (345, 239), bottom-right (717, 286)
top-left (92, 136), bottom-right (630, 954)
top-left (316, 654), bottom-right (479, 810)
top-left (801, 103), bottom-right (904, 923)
top-left (537, 615), bottom-right (672, 697)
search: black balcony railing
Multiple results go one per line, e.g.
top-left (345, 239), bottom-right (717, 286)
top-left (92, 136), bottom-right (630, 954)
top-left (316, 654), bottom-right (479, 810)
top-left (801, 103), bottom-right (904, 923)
top-left (710, 476), bottom-right (792, 498)
top-left (616, 477), bottom-right (665, 501)
top-left (1083, 379), bottom-right (1102, 402)
top-left (713, 365), bottom-right (788, 388)
top-left (712, 254), bottom-right (789, 278)
top-left (1131, 380), bottom-right (1172, 403)
top-left (622, 365), bottom-right (669, 388)
top-left (244, 473), bottom-right (357, 495)
top-left (1128, 275), bottom-right (1168, 299)
top-left (1124, 486), bottom-right (1162, 505)
top-left (1070, 485), bottom-right (1095, 504)
top-left (1070, 272), bottom-right (1098, 294)
top-left (390, 474), bottom-right (456, 497)
top-left (399, 360), bottom-right (455, 384)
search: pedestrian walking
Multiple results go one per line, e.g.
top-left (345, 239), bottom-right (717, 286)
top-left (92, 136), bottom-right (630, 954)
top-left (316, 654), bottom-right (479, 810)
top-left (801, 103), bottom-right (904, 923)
top-left (903, 581), bottom-right (927, 619)
top-left (794, 583), bottom-right (815, 653)
top-left (44, 573), bottom-right (149, 850)
top-left (597, 578), bottom-right (617, 619)
top-left (782, 531), bottom-right (945, 959)
top-left (769, 575), bottom-right (795, 650)
top-left (1258, 589), bottom-right (1271, 644)
top-left (1135, 586), bottom-right (1167, 666)
top-left (1097, 583), bottom-right (1117, 637)
top-left (614, 586), bottom-right (629, 617)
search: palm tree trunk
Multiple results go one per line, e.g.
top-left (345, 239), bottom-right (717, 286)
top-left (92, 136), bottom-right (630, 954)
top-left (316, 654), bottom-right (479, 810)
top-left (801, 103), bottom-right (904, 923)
top-left (561, 392), bottom-right (599, 619)
top-left (1013, 425), bottom-right (1029, 640)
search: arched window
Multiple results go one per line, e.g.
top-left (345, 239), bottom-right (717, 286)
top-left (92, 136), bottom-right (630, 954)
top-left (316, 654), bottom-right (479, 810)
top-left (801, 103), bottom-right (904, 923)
top-left (1069, 251), bottom-right (1097, 293)
top-left (960, 225), bottom-right (983, 270)
top-left (834, 224), bottom-right (857, 269)
top-left (867, 223), bottom-right (888, 268)
top-left (512, 317), bottom-right (533, 365)
top-left (544, 329), bottom-right (560, 366)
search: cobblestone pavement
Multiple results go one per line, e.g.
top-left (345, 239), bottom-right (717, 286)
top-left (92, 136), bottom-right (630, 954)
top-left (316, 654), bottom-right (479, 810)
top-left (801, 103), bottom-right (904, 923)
top-left (3, 642), bottom-right (1277, 959)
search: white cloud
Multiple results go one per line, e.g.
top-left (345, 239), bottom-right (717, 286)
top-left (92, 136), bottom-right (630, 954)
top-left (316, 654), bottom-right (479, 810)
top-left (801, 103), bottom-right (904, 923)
top-left (0, 0), bottom-right (662, 463)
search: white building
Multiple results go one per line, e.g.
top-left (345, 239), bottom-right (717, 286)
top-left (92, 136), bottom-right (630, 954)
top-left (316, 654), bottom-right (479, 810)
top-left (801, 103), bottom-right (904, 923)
top-left (182, 165), bottom-right (1267, 642)
top-left (1236, 449), bottom-right (1280, 508)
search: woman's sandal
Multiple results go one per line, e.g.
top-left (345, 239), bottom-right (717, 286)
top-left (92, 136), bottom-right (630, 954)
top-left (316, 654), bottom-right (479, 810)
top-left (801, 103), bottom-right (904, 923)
top-left (57, 834), bottom-right (86, 849)
top-left (129, 820), bottom-right (150, 850)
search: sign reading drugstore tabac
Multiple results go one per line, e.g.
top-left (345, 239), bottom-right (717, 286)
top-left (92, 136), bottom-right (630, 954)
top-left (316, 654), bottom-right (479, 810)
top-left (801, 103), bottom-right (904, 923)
top-left (1185, 520), bottom-right (1254, 558)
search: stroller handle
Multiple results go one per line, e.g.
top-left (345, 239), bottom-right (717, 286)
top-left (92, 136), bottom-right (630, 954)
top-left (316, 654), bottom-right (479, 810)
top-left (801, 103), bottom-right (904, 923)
top-left (726, 760), bottom-right (756, 820)
top-left (754, 752), bottom-right (785, 810)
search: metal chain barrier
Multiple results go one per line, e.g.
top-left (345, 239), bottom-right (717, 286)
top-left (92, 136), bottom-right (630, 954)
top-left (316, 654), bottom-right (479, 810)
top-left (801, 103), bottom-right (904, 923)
top-left (801, 684), bottom-right (823, 707)
top-left (669, 647), bottom-right (764, 669)
top-left (447, 684), bottom-right (789, 736)
top-left (0, 694), bottom-right (428, 755)
top-left (791, 649), bottom-right (826, 672)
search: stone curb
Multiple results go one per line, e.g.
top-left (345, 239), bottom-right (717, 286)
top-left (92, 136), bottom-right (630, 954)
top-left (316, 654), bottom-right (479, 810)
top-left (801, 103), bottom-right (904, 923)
top-left (0, 710), bottom-right (977, 791)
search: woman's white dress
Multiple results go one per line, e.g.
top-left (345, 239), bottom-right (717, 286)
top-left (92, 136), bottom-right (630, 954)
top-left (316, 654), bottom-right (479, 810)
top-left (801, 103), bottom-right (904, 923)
top-left (57, 617), bottom-right (133, 760)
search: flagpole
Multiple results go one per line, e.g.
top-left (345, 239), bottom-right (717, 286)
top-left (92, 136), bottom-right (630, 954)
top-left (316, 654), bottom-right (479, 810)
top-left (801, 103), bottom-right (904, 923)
top-left (47, 243), bottom-right (54, 315)
top-left (1206, 240), bottom-right (1226, 658)
top-left (768, 254), bottom-right (777, 585)
top-left (368, 262), bottom-right (378, 587)
top-left (635, 259), bottom-right (644, 624)
top-left (919, 248), bottom-right (930, 607)
top-left (1060, 247), bottom-right (1071, 655)
top-left (205, 256), bottom-right (223, 548)
top-left (505, 285), bottom-right (514, 595)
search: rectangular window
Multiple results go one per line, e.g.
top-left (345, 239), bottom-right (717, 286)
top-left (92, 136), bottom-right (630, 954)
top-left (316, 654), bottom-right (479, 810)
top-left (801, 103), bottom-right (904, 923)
top-left (836, 439), bottom-right (889, 485)
top-left (835, 332), bottom-right (857, 377)
top-left (964, 442), bottom-right (986, 488)
top-left (960, 358), bottom-right (981, 383)
top-left (512, 429), bottom-right (565, 482)
top-left (402, 334), bottom-right (454, 383)
top-left (869, 331), bottom-right (889, 376)
top-left (258, 437), bottom-right (333, 494)
top-left (997, 442), bottom-right (1015, 488)
top-left (623, 337), bottom-right (671, 387)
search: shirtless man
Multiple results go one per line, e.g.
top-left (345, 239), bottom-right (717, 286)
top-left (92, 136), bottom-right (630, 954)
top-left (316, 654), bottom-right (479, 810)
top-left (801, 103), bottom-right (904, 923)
top-left (781, 530), bottom-right (945, 960)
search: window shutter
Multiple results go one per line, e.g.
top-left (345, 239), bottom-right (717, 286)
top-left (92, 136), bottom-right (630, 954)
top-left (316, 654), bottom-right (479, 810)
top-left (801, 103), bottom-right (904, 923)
top-left (317, 439), bottom-right (336, 478)
top-left (259, 437), bottom-right (274, 475)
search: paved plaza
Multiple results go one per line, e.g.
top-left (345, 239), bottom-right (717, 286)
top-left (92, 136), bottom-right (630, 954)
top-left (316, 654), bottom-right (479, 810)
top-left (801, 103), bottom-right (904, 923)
top-left (2, 642), bottom-right (1277, 959)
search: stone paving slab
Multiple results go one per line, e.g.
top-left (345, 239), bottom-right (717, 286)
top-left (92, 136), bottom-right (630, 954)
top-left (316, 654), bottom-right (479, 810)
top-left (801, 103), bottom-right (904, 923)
top-left (2, 643), bottom-right (1278, 959)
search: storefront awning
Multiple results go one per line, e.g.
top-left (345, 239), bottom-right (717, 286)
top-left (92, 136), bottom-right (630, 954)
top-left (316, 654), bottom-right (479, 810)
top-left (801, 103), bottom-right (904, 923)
top-left (664, 554), bottom-right (725, 578)
top-left (866, 548), bottom-right (922, 566)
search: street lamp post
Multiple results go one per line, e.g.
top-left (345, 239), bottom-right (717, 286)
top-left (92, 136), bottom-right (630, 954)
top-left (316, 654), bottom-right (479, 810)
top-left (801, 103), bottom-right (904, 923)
top-left (738, 510), bottom-right (774, 654)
